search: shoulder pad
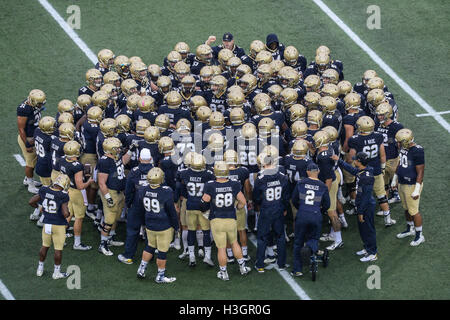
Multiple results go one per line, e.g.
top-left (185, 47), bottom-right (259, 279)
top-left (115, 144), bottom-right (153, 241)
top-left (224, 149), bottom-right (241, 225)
top-left (415, 144), bottom-right (423, 149)
top-left (132, 167), bottom-right (139, 172)
top-left (100, 156), bottom-right (108, 160)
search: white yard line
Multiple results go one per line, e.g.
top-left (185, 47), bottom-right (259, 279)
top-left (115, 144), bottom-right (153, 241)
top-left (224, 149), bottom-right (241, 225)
top-left (416, 110), bottom-right (450, 118)
top-left (0, 279), bottom-right (16, 300)
top-left (312, 0), bottom-right (450, 134)
top-left (13, 154), bottom-right (26, 167)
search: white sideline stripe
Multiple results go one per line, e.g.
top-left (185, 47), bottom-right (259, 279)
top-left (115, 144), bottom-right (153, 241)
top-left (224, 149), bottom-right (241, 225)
top-left (14, 154), bottom-right (26, 167)
top-left (39, 0), bottom-right (313, 301)
top-left (37, 0), bottom-right (97, 65)
top-left (0, 279), bottom-right (16, 300)
top-left (248, 234), bottom-right (311, 300)
top-left (416, 110), bottom-right (450, 117)
top-left (312, 0), bottom-right (450, 134)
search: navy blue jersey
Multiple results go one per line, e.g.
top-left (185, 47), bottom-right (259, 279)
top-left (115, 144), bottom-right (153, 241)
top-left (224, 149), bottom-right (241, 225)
top-left (322, 110), bottom-right (343, 134)
top-left (39, 186), bottom-right (70, 226)
top-left (223, 105), bottom-right (252, 123)
top-left (133, 110), bottom-right (158, 126)
top-left (17, 100), bottom-right (41, 138)
top-left (180, 168), bottom-right (215, 210)
top-left (73, 107), bottom-right (86, 125)
top-left (149, 91), bottom-right (165, 107)
top-left (50, 137), bottom-right (68, 171)
top-left (78, 86), bottom-right (96, 97)
top-left (171, 131), bottom-right (202, 161)
top-left (58, 157), bottom-right (84, 189)
top-left (116, 132), bottom-right (130, 150)
top-left (375, 120), bottom-right (404, 160)
top-left (251, 111), bottom-right (286, 133)
top-left (397, 145), bottom-right (424, 185)
top-left (202, 90), bottom-right (227, 113)
top-left (158, 105), bottom-right (193, 127)
top-left (254, 80), bottom-right (276, 95)
top-left (284, 154), bottom-right (313, 187)
top-left (258, 134), bottom-right (287, 157)
top-left (125, 134), bottom-right (144, 169)
top-left (212, 44), bottom-right (246, 59)
top-left (96, 131), bottom-right (108, 159)
top-left (124, 163), bottom-right (152, 208)
top-left (190, 59), bottom-right (210, 76)
top-left (234, 136), bottom-right (266, 173)
top-left (97, 156), bottom-right (126, 191)
top-left (229, 166), bottom-right (250, 191)
top-left (137, 140), bottom-right (161, 167)
top-left (348, 132), bottom-right (385, 175)
top-left (202, 147), bottom-right (226, 171)
top-left (159, 155), bottom-right (180, 191)
top-left (304, 62), bottom-right (343, 81)
top-left (81, 121), bottom-right (100, 154)
top-left (138, 185), bottom-right (179, 232)
top-left (283, 55), bottom-right (308, 74)
top-left (253, 169), bottom-right (289, 213)
top-left (291, 178), bottom-right (330, 215)
top-left (34, 128), bottom-right (53, 178)
top-left (341, 110), bottom-right (366, 145)
top-left (94, 62), bottom-right (109, 76)
top-left (204, 180), bottom-right (242, 219)
top-left (117, 93), bottom-right (128, 110)
top-left (240, 55), bottom-right (257, 72)
top-left (315, 148), bottom-right (336, 182)
top-left (118, 106), bottom-right (136, 128)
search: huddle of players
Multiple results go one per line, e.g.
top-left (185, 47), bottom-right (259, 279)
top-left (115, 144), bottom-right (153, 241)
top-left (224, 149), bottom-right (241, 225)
top-left (23, 33), bottom-right (426, 282)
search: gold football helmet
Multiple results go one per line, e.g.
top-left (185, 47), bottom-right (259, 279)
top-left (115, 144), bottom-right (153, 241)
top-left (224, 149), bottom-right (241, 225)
top-left (195, 44), bottom-right (213, 64)
top-left (121, 79), bottom-right (138, 97)
top-left (100, 118), bottom-right (117, 137)
top-left (284, 46), bottom-right (299, 66)
top-left (322, 126), bottom-right (338, 142)
top-left (139, 95), bottom-right (156, 113)
top-left (135, 119), bottom-right (151, 136)
top-left (316, 45), bottom-right (330, 56)
top-left (218, 48), bottom-right (234, 70)
top-left (190, 95), bottom-right (208, 114)
top-left (289, 104), bottom-right (307, 122)
top-left (269, 60), bottom-right (285, 79)
top-left (313, 130), bottom-right (329, 148)
top-left (57, 99), bottom-right (74, 114)
top-left (254, 93), bottom-right (272, 114)
top-left (304, 92), bottom-right (321, 111)
top-left (209, 111), bottom-right (225, 129)
top-left (200, 65), bottom-right (214, 84)
top-left (291, 120), bottom-right (308, 138)
top-left (158, 136), bottom-right (175, 155)
top-left (91, 90), bottom-right (109, 109)
top-left (129, 56), bottom-right (143, 65)
top-left (64, 140), bottom-right (81, 158)
top-left (58, 123), bottom-right (75, 140)
top-left (100, 84), bottom-right (118, 101)
top-left (210, 75), bottom-right (228, 96)
top-left (116, 114), bottom-right (131, 133)
top-left (166, 91), bottom-right (182, 108)
top-left (367, 77), bottom-right (384, 90)
top-left (181, 75), bottom-right (196, 94)
top-left (322, 68), bottom-right (339, 85)
top-left (236, 64), bottom-right (252, 79)
top-left (362, 70), bottom-right (377, 85)
top-left (174, 42), bottom-right (190, 60)
top-left (147, 64), bottom-right (162, 81)
top-left (58, 112), bottom-right (74, 124)
top-left (227, 90), bottom-right (245, 108)
top-left (227, 56), bottom-right (242, 75)
top-left (321, 83), bottom-right (340, 98)
top-left (249, 40), bottom-right (265, 59)
top-left (147, 167), bottom-right (165, 187)
top-left (154, 114), bottom-right (170, 132)
top-left (395, 128), bottom-right (414, 149)
top-left (214, 161), bottom-right (229, 178)
top-left (267, 84), bottom-right (283, 101)
top-left (307, 110), bottom-right (323, 127)
top-left (144, 126), bottom-right (160, 143)
top-left (191, 153), bottom-right (206, 171)
top-left (280, 88), bottom-right (298, 110)
top-left (256, 64), bottom-right (272, 84)
top-left (344, 92), bottom-right (361, 110)
top-left (229, 107), bottom-right (245, 125)
top-left (98, 49), bottom-right (115, 69)
top-left (242, 123), bottom-right (257, 140)
top-left (258, 117), bottom-right (275, 137)
top-left (207, 132), bottom-right (224, 151)
top-left (262, 145), bottom-right (279, 160)
top-left (87, 106), bottom-right (103, 124)
top-left (176, 118), bottom-right (192, 132)
top-left (319, 95), bottom-right (337, 114)
top-left (375, 102), bottom-right (393, 124)
top-left (304, 74), bottom-right (321, 92)
top-left (126, 94), bottom-right (141, 111)
top-left (337, 80), bottom-right (353, 97)
top-left (167, 51), bottom-right (182, 72)
top-left (157, 76), bottom-right (172, 95)
top-left (255, 50), bottom-right (273, 66)
top-left (174, 61), bottom-right (190, 81)
top-left (130, 61), bottom-right (148, 84)
top-left (76, 94), bottom-right (91, 112)
top-left (315, 53), bottom-right (330, 73)
top-left (292, 139), bottom-right (309, 158)
top-left (356, 116), bottom-right (375, 135)
top-left (367, 89), bottom-right (385, 108)
top-left (183, 151), bottom-right (195, 168)
top-left (114, 55), bottom-right (131, 79)
top-left (224, 149), bottom-right (239, 166)
top-left (53, 174), bottom-right (71, 191)
top-left (39, 116), bottom-right (56, 135)
top-left (103, 71), bottom-right (122, 92)
top-left (196, 106), bottom-right (212, 122)
top-left (86, 68), bottom-right (103, 88)
top-left (238, 73), bottom-right (257, 94)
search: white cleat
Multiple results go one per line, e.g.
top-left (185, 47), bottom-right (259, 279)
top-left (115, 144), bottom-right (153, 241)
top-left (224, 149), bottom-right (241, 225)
top-left (117, 254), bottom-right (133, 265)
top-left (155, 275), bottom-right (176, 283)
top-left (217, 270), bottom-right (229, 281)
top-left (178, 251), bottom-right (189, 260)
top-left (29, 210), bottom-right (40, 221)
top-left (360, 254), bottom-right (378, 262)
top-left (198, 247), bottom-right (205, 258)
top-left (345, 208), bottom-right (356, 215)
top-left (396, 226), bottom-right (415, 239)
top-left (376, 210), bottom-right (384, 217)
top-left (173, 238), bottom-right (181, 250)
top-left (339, 217), bottom-right (348, 228)
top-left (73, 243), bottom-right (92, 251)
top-left (384, 215), bottom-right (397, 227)
top-left (108, 237), bottom-right (124, 247)
top-left (410, 234), bottom-right (425, 247)
top-left (98, 243), bottom-right (113, 256)
top-left (319, 233), bottom-right (334, 242)
top-left (36, 268), bottom-right (44, 277)
top-left (356, 249), bottom-right (367, 256)
top-left (239, 265), bottom-right (251, 275)
top-left (137, 268), bottom-right (146, 279)
top-left (52, 271), bottom-right (70, 280)
top-left (326, 241), bottom-right (344, 251)
top-left (203, 257), bottom-right (214, 267)
top-left (28, 184), bottom-right (40, 194)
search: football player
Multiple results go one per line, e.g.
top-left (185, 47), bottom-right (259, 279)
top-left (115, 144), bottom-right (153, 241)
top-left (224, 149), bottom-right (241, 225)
top-left (203, 132), bottom-right (226, 171)
top-left (224, 90), bottom-right (252, 126)
top-left (191, 44), bottom-right (215, 75)
top-left (96, 49), bottom-right (115, 75)
top-left (200, 161), bottom-right (251, 280)
top-left (79, 69), bottom-right (103, 96)
top-left (113, 55), bottom-right (131, 80)
top-left (96, 118), bottom-right (118, 159)
top-left (136, 168), bottom-right (179, 283)
top-left (171, 118), bottom-right (201, 164)
top-left (97, 137), bottom-right (127, 256)
top-left (205, 33), bottom-right (246, 59)
top-left (118, 93), bottom-right (140, 130)
top-left (257, 118), bottom-right (287, 157)
top-left (240, 40), bottom-right (265, 72)
top-left (265, 33), bottom-right (285, 60)
top-left (59, 141), bottom-right (94, 250)
top-left (238, 73), bottom-right (258, 104)
top-left (118, 79), bottom-right (139, 110)
top-left (319, 96), bottom-right (342, 134)
top-left (252, 152), bottom-right (290, 272)
top-left (366, 88), bottom-right (398, 121)
top-left (251, 93), bottom-right (287, 133)
top-left (154, 114), bottom-right (173, 138)
top-left (158, 91), bottom-right (193, 128)
top-left (291, 163), bottom-right (330, 277)
top-left (133, 95), bottom-right (158, 125)
top-left (124, 119), bottom-right (150, 170)
top-left (348, 116), bottom-right (396, 226)
top-left (135, 126), bottom-right (161, 167)
top-left (130, 61), bottom-right (150, 94)
top-left (50, 123), bottom-right (76, 183)
top-left (17, 89), bottom-right (46, 193)
top-left (392, 129), bottom-right (425, 246)
top-left (283, 45), bottom-right (307, 74)
top-left (30, 174), bottom-right (71, 279)
top-left (147, 64), bottom-right (162, 92)
top-left (254, 64), bottom-right (276, 95)
top-left (203, 75), bottom-right (228, 113)
top-left (304, 52), bottom-right (343, 80)
top-left (161, 51), bottom-right (182, 79)
top-left (194, 105), bottom-right (212, 133)
top-left (118, 148), bottom-right (154, 265)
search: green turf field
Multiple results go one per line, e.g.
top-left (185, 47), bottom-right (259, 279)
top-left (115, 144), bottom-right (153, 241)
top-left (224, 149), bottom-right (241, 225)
top-left (1, 0), bottom-right (449, 300)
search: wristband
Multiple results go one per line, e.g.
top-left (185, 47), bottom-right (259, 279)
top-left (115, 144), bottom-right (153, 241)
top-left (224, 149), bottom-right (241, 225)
top-left (413, 182), bottom-right (421, 195)
top-left (381, 163), bottom-right (386, 169)
top-left (391, 174), bottom-right (398, 187)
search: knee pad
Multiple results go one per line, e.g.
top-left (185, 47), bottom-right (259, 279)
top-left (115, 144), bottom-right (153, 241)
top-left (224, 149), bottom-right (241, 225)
top-left (144, 245), bottom-right (156, 255)
top-left (157, 250), bottom-right (167, 260)
top-left (101, 223), bottom-right (113, 233)
top-left (377, 195), bottom-right (388, 204)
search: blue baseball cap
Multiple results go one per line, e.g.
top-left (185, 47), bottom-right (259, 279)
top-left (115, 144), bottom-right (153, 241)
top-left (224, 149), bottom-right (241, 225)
top-left (223, 33), bottom-right (233, 41)
top-left (307, 163), bottom-right (319, 172)
top-left (352, 152), bottom-right (369, 165)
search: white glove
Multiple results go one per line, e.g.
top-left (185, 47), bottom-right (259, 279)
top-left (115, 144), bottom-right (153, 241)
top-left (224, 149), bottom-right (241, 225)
top-left (391, 174), bottom-right (398, 188)
top-left (411, 183), bottom-right (421, 198)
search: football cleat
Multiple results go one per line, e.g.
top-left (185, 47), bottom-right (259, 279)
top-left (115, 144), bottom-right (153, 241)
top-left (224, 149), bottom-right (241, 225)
top-left (388, 191), bottom-right (401, 204)
top-left (73, 243), bottom-right (92, 251)
top-left (52, 271), bottom-right (70, 280)
top-left (397, 226), bottom-right (416, 239)
top-left (339, 216), bottom-right (348, 228)
top-left (65, 232), bottom-right (73, 238)
top-left (28, 184), bottom-right (39, 194)
top-left (264, 255), bottom-right (276, 264)
top-left (178, 250), bottom-right (189, 260)
top-left (36, 268), bottom-right (44, 277)
top-left (30, 210), bottom-right (40, 221)
top-left (243, 255), bottom-right (251, 262)
top-left (239, 265), bottom-right (251, 275)
top-left (376, 210), bottom-right (384, 216)
top-left (290, 271), bottom-right (303, 277)
top-left (173, 237), bottom-right (181, 250)
top-left (319, 233), bottom-right (334, 242)
top-left (278, 264), bottom-right (290, 271)
top-left (410, 234), bottom-right (425, 247)
top-left (360, 254), bottom-right (378, 262)
top-left (310, 256), bottom-right (318, 282)
top-left (227, 256), bottom-right (235, 264)
top-left (326, 241), bottom-right (344, 251)
top-left (255, 266), bottom-right (265, 273)
top-left (198, 247), bottom-right (205, 258)
top-left (117, 254), bottom-right (133, 265)
top-left (345, 208), bottom-right (356, 215)
top-left (24, 178), bottom-right (42, 187)
top-left (98, 242), bottom-right (113, 256)
top-left (203, 257), bottom-right (214, 267)
top-left (384, 215), bottom-right (397, 227)
top-left (217, 270), bottom-right (229, 281)
top-left (85, 209), bottom-right (96, 220)
top-left (137, 268), bottom-right (146, 279)
top-left (356, 249), bottom-right (367, 256)
top-left (189, 256), bottom-right (196, 267)
top-left (155, 275), bottom-right (176, 284)
top-left (108, 236), bottom-right (124, 247)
